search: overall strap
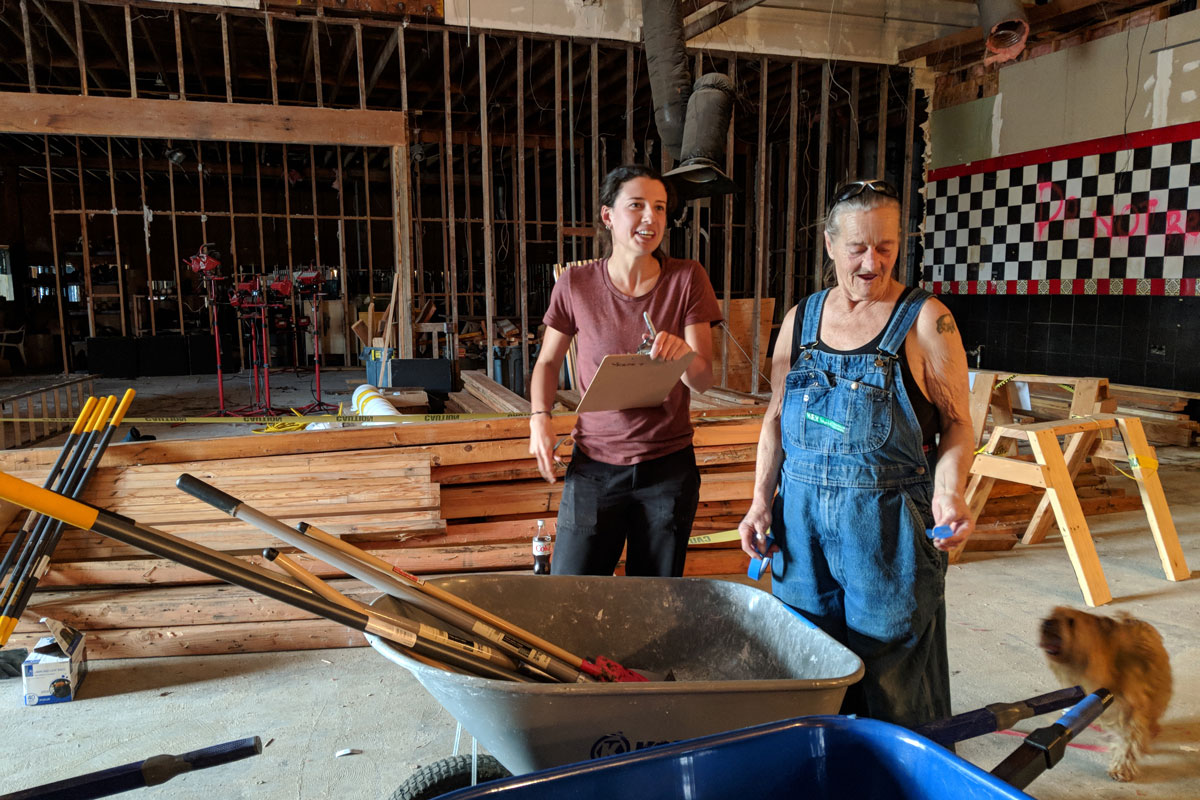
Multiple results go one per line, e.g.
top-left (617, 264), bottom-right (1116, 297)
top-left (877, 287), bottom-right (932, 357)
top-left (800, 290), bottom-right (829, 346)
top-left (791, 289), bottom-right (829, 366)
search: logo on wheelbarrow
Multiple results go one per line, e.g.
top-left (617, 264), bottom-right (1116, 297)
top-left (590, 732), bottom-right (673, 759)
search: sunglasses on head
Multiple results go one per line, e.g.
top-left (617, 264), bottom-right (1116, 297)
top-left (832, 179), bottom-right (900, 205)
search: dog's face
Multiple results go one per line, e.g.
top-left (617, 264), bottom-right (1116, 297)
top-left (1039, 606), bottom-right (1114, 666)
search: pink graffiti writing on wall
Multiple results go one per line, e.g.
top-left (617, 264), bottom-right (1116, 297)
top-left (1036, 181), bottom-right (1200, 242)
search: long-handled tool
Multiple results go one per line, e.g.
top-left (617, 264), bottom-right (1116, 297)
top-left (0, 391), bottom-right (135, 645)
top-left (0, 471), bottom-right (527, 681)
top-left (262, 548), bottom-right (467, 675)
top-left (0, 397), bottom-right (98, 588)
top-left (3, 736), bottom-right (263, 800)
top-left (0, 396), bottom-right (116, 644)
top-left (175, 474), bottom-right (585, 683)
top-left (294, 520), bottom-right (649, 683)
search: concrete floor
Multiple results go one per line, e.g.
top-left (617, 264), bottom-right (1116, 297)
top-left (1, 372), bottom-right (1198, 799)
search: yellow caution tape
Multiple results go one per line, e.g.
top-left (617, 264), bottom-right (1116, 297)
top-left (687, 528), bottom-right (743, 546)
top-left (0, 412), bottom-right (536, 425)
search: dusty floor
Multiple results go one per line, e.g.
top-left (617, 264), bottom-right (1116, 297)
top-left (1, 371), bottom-right (1198, 799)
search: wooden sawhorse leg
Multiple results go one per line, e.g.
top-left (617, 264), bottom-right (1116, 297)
top-left (1028, 428), bottom-right (1112, 607)
top-left (1116, 417), bottom-right (1191, 582)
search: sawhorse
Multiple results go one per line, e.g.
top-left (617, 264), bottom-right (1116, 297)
top-left (960, 414), bottom-right (1190, 606)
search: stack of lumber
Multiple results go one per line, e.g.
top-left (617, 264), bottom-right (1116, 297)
top-left (1, 412), bottom-right (762, 659)
top-left (446, 370), bottom-right (531, 414)
top-left (1017, 382), bottom-right (1200, 447)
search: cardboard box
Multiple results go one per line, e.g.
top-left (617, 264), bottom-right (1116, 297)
top-left (22, 632), bottom-right (88, 706)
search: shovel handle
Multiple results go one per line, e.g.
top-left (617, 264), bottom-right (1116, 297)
top-left (176, 474), bottom-right (240, 515)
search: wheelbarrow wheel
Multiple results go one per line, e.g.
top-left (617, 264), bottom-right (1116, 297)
top-left (389, 754), bottom-right (512, 800)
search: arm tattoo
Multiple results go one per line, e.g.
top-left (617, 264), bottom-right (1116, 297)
top-left (936, 314), bottom-right (956, 335)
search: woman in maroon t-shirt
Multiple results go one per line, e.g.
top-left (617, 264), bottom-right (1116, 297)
top-left (527, 165), bottom-right (722, 577)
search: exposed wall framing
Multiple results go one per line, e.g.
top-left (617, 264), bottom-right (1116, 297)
top-left (0, 0), bottom-right (923, 385)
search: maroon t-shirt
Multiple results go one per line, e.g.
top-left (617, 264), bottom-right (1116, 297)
top-left (544, 256), bottom-right (723, 465)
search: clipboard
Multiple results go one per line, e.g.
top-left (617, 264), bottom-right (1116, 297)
top-left (574, 352), bottom-right (695, 413)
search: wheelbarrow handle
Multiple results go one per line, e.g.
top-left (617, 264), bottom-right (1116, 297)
top-left (913, 686), bottom-right (1085, 748)
top-left (990, 689), bottom-right (1114, 792)
top-left (2, 736), bottom-right (262, 800)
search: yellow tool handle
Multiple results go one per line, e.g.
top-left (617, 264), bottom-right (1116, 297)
top-left (70, 397), bottom-right (99, 436)
top-left (0, 471), bottom-right (100, 531)
top-left (110, 388), bottom-right (136, 427)
top-left (88, 396), bottom-right (117, 432)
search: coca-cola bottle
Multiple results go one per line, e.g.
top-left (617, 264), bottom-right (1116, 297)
top-left (532, 519), bottom-right (552, 575)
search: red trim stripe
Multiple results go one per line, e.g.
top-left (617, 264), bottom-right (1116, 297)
top-left (927, 120), bottom-right (1200, 183)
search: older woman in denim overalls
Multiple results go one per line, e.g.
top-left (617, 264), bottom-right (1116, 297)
top-left (739, 181), bottom-right (975, 728)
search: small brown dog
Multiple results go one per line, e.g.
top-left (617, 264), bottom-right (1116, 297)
top-left (1039, 606), bottom-right (1172, 782)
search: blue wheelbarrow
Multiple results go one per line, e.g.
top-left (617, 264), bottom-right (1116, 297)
top-left (427, 688), bottom-right (1111, 800)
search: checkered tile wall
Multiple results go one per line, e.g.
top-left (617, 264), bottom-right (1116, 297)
top-left (921, 121), bottom-right (1200, 297)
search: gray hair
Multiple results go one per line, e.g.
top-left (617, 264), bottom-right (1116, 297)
top-left (821, 191), bottom-right (902, 287)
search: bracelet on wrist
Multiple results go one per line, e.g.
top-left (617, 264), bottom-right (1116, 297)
top-left (531, 410), bottom-right (551, 416)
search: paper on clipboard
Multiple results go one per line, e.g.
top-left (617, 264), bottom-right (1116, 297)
top-left (574, 352), bottom-right (695, 413)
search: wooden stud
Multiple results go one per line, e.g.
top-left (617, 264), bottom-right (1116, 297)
top-left (254, 143), bottom-right (266, 281)
top-left (783, 61), bottom-right (798, 311)
top-left (335, 145), bottom-right (351, 363)
top-left (221, 13), bottom-right (232, 103)
top-left (876, 66), bottom-right (887, 178)
top-left (442, 30), bottom-right (458, 347)
top-left (105, 138), bottom-right (126, 336)
top-left (479, 33), bottom-right (495, 378)
top-left (21, 0), bottom-right (36, 92)
top-left (1028, 428), bottom-right (1111, 607)
top-left (364, 148), bottom-right (375, 308)
top-left (554, 41), bottom-right (564, 271)
top-left (517, 36), bottom-right (529, 389)
top-left (721, 57), bottom-right (735, 388)
top-left (137, 139), bottom-right (155, 337)
top-left (166, 140), bottom-right (184, 331)
top-left (73, 0), bottom-right (87, 96)
top-left (73, 136), bottom-right (96, 338)
top-left (813, 62), bottom-right (830, 291)
top-left (591, 41), bottom-right (600, 259)
top-left (44, 136), bottom-right (69, 373)
top-left (848, 66), bottom-right (859, 179)
top-left (1115, 417), bottom-right (1191, 581)
top-left (393, 140), bottom-right (415, 359)
top-left (900, 72), bottom-right (916, 284)
top-left (266, 13), bottom-right (279, 105)
top-left (225, 141), bottom-right (244, 367)
top-left (624, 45), bottom-right (634, 163)
top-left (752, 57), bottom-right (768, 392)
top-left (312, 19), bottom-right (324, 108)
top-left (173, 9), bottom-right (185, 101)
top-left (355, 23), bottom-right (366, 111)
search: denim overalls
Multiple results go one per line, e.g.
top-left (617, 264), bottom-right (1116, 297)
top-left (771, 287), bottom-right (951, 728)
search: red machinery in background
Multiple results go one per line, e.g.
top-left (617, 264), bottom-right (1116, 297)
top-left (184, 244), bottom-right (234, 418)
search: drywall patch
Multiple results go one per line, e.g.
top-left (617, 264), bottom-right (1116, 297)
top-left (991, 93), bottom-right (1003, 158)
top-left (1154, 49), bottom-right (1172, 128)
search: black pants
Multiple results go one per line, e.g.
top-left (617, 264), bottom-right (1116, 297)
top-left (552, 445), bottom-right (701, 577)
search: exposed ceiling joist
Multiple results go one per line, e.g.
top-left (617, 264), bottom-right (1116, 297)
top-left (684, 0), bottom-right (770, 41)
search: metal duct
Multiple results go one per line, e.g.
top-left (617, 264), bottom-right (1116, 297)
top-left (666, 73), bottom-right (738, 204)
top-left (641, 0), bottom-right (692, 160)
top-left (977, 0), bottom-right (1029, 63)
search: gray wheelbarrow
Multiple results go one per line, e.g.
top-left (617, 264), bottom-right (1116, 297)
top-left (368, 574), bottom-right (864, 797)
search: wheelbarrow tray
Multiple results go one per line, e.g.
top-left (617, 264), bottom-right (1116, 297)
top-left (369, 575), bottom-right (864, 775)
top-left (437, 715), bottom-right (1036, 800)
